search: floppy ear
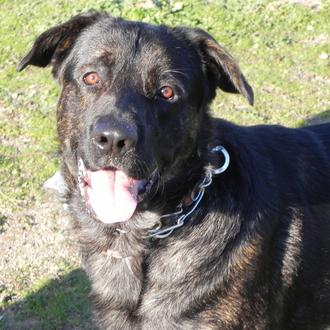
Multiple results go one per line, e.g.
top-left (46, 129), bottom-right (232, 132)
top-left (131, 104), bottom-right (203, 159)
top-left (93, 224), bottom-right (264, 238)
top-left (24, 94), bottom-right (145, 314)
top-left (17, 12), bottom-right (107, 75)
top-left (179, 28), bottom-right (254, 105)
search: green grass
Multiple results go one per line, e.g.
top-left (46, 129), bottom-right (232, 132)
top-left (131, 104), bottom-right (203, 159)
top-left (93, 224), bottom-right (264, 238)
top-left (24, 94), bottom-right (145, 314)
top-left (0, 0), bottom-right (329, 328)
top-left (2, 269), bottom-right (94, 329)
top-left (1, 0), bottom-right (329, 207)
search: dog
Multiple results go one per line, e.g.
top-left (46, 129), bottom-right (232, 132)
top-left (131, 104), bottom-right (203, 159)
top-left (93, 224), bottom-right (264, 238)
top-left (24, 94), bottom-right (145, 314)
top-left (18, 12), bottom-right (330, 329)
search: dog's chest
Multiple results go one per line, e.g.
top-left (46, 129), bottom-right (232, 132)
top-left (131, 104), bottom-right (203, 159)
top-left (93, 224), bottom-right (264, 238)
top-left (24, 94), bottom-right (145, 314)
top-left (137, 236), bottom-right (212, 325)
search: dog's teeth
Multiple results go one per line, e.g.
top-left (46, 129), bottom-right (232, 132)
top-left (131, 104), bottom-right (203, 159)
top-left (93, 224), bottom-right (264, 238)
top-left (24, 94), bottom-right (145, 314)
top-left (78, 158), bottom-right (87, 177)
top-left (77, 158), bottom-right (89, 195)
top-left (78, 158), bottom-right (86, 171)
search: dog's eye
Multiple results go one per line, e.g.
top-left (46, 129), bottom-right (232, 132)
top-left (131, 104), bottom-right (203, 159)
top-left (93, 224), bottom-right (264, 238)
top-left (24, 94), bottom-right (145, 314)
top-left (159, 86), bottom-right (174, 100)
top-left (83, 72), bottom-right (101, 86)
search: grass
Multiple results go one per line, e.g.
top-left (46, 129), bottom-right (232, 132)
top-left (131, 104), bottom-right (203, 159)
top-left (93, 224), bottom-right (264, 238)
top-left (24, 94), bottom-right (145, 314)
top-left (3, 269), bottom-right (94, 329)
top-left (0, 0), bottom-right (329, 328)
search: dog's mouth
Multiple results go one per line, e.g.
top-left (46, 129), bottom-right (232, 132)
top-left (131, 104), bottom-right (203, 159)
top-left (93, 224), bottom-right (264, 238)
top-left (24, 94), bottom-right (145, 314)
top-left (78, 158), bottom-right (157, 224)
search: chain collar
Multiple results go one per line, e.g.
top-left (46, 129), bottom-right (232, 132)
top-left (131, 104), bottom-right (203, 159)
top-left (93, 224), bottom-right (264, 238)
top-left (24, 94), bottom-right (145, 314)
top-left (148, 145), bottom-right (230, 239)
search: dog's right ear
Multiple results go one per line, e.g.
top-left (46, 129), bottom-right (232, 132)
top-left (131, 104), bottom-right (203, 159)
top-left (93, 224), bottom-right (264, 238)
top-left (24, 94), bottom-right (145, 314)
top-left (17, 12), bottom-right (107, 75)
top-left (176, 27), bottom-right (254, 106)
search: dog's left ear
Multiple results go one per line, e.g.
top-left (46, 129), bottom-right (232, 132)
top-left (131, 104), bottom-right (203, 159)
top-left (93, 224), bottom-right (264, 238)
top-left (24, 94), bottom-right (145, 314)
top-left (178, 28), bottom-right (254, 105)
top-left (17, 12), bottom-right (107, 75)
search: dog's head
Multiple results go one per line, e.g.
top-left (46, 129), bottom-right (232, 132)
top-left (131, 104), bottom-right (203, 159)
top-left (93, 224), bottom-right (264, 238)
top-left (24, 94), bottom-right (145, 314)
top-left (18, 12), bottom-right (253, 225)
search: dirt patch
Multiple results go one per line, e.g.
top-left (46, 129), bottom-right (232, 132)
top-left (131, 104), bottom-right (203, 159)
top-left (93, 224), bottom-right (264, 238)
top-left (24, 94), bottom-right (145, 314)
top-left (0, 193), bottom-right (80, 305)
top-left (267, 0), bottom-right (322, 11)
top-left (289, 0), bottom-right (322, 10)
top-left (305, 110), bottom-right (330, 125)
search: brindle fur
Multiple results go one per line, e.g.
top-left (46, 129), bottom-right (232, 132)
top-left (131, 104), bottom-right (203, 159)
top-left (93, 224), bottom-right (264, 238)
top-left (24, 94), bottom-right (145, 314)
top-left (18, 12), bottom-right (330, 329)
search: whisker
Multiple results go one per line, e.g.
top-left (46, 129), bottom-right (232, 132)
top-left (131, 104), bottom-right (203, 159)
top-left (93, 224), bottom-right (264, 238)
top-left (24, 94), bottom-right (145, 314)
top-left (162, 69), bottom-right (189, 79)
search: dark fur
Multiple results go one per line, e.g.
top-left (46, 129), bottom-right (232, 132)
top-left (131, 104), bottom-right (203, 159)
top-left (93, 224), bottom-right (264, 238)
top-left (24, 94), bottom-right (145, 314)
top-left (18, 12), bottom-right (330, 329)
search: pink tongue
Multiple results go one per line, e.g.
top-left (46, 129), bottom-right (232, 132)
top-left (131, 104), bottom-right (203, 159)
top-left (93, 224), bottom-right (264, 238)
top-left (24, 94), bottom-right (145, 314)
top-left (87, 169), bottom-right (141, 224)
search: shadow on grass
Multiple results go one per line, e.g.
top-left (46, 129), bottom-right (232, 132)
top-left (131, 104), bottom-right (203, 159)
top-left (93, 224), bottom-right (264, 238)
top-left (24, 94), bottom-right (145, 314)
top-left (1, 269), bottom-right (96, 330)
top-left (304, 109), bottom-right (330, 126)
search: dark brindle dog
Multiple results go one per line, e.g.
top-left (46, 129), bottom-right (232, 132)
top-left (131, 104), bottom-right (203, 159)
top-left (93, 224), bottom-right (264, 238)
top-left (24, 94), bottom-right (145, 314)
top-left (18, 12), bottom-right (330, 329)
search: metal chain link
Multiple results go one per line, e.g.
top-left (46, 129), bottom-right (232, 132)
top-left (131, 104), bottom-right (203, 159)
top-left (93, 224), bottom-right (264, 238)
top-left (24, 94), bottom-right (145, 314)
top-left (148, 145), bottom-right (230, 239)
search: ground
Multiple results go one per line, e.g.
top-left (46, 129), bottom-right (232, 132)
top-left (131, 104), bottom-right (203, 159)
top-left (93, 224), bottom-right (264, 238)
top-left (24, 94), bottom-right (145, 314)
top-left (0, 0), bottom-right (329, 328)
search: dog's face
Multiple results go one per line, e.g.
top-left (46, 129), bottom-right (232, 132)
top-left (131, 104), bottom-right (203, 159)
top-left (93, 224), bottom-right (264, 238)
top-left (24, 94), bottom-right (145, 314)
top-left (18, 12), bottom-right (253, 224)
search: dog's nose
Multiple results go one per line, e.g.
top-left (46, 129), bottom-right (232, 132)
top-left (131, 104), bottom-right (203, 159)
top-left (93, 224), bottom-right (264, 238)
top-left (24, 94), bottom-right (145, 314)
top-left (92, 116), bottom-right (137, 155)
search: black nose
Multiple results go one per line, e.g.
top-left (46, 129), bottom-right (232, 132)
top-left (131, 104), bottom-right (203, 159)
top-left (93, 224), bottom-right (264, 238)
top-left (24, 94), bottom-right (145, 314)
top-left (91, 115), bottom-right (137, 155)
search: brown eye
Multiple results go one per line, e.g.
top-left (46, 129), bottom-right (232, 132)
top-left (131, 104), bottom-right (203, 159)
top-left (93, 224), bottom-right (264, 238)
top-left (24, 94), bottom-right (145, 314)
top-left (83, 72), bottom-right (101, 86)
top-left (159, 86), bottom-right (174, 100)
